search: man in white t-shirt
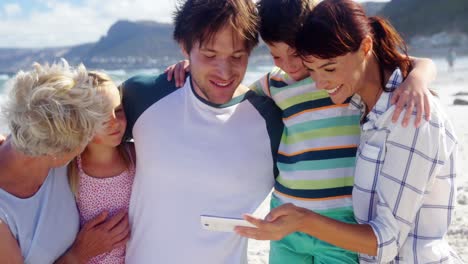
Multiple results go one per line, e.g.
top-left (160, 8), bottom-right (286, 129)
top-left (122, 1), bottom-right (283, 263)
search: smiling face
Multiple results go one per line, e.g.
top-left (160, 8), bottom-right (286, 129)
top-left (90, 85), bottom-right (127, 147)
top-left (302, 50), bottom-right (367, 104)
top-left (267, 42), bottom-right (309, 82)
top-left (184, 25), bottom-right (250, 105)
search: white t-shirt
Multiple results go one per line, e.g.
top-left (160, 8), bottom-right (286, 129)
top-left (122, 74), bottom-right (283, 264)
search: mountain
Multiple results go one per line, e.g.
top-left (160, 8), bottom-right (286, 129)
top-left (379, 0), bottom-right (468, 38)
top-left (66, 20), bottom-right (182, 69)
top-left (2, 2), bottom-right (468, 74)
top-left (85, 20), bottom-right (177, 58)
top-left (0, 47), bottom-right (69, 74)
top-left (0, 19), bottom-right (271, 73)
top-left (0, 20), bottom-right (183, 72)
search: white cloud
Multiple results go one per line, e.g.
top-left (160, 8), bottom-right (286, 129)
top-left (3, 3), bottom-right (22, 17)
top-left (0, 0), bottom-right (388, 48)
top-left (84, 0), bottom-right (178, 23)
top-left (0, 0), bottom-right (178, 48)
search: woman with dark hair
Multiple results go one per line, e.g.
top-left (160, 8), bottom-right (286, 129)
top-left (235, 0), bottom-right (461, 262)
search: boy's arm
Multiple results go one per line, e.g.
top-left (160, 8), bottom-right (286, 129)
top-left (391, 57), bottom-right (437, 127)
top-left (248, 73), bottom-right (271, 97)
top-left (164, 59), bottom-right (274, 98)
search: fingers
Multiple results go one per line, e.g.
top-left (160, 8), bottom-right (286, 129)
top-left (109, 215), bottom-right (130, 242)
top-left (101, 211), bottom-right (127, 230)
top-left (390, 86), bottom-right (402, 105)
top-left (243, 214), bottom-right (265, 228)
top-left (165, 65), bottom-right (175, 81)
top-left (424, 93), bottom-right (431, 121)
top-left (234, 226), bottom-right (263, 240)
top-left (112, 234), bottom-right (130, 249)
top-left (414, 97), bottom-right (424, 127)
top-left (83, 211), bottom-right (109, 230)
top-left (164, 61), bottom-right (189, 87)
top-left (392, 91), bottom-right (408, 123)
top-left (174, 63), bottom-right (182, 87)
top-left (265, 203), bottom-right (294, 222)
top-left (175, 61), bottom-right (187, 87)
top-left (401, 100), bottom-right (414, 128)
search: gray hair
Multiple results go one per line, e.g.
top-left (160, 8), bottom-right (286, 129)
top-left (1, 60), bottom-right (112, 156)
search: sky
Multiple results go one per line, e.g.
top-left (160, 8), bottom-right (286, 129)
top-left (0, 0), bottom-right (389, 48)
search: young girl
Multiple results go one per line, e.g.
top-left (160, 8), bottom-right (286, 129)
top-left (68, 71), bottom-right (135, 264)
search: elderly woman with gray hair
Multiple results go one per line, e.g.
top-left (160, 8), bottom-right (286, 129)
top-left (0, 60), bottom-right (130, 263)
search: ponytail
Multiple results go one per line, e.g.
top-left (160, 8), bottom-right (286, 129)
top-left (369, 16), bottom-right (412, 90)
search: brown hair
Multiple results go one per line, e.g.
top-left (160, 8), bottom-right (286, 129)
top-left (295, 0), bottom-right (412, 90)
top-left (173, 0), bottom-right (259, 53)
top-left (257, 0), bottom-right (317, 46)
top-left (67, 72), bottom-right (132, 197)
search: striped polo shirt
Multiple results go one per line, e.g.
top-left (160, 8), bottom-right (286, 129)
top-left (250, 67), bottom-right (361, 211)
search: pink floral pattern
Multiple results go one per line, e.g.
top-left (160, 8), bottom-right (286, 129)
top-left (76, 148), bottom-right (135, 264)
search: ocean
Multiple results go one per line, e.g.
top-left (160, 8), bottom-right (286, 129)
top-left (1, 57), bottom-right (468, 134)
top-left (0, 64), bottom-right (270, 134)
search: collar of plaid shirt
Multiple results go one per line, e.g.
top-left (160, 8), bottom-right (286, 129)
top-left (348, 68), bottom-right (403, 131)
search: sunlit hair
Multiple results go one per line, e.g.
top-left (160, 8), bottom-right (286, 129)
top-left (173, 0), bottom-right (259, 53)
top-left (67, 73), bottom-right (133, 197)
top-left (257, 0), bottom-right (318, 46)
top-left (1, 60), bottom-right (112, 157)
top-left (295, 0), bottom-right (412, 89)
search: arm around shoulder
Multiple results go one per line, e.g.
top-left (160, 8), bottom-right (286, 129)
top-left (248, 73), bottom-right (271, 97)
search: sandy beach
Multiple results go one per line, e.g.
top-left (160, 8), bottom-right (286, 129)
top-left (247, 57), bottom-right (468, 263)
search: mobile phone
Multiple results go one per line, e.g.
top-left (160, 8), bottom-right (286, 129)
top-left (200, 215), bottom-right (256, 232)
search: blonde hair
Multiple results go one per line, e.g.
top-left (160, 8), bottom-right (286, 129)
top-left (2, 60), bottom-right (112, 157)
top-left (67, 71), bottom-right (133, 196)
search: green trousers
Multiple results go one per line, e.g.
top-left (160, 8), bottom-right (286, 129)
top-left (269, 194), bottom-right (359, 264)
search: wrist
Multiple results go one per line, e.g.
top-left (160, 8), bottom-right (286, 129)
top-left (407, 70), bottom-right (428, 87)
top-left (295, 207), bottom-right (315, 234)
top-left (66, 245), bottom-right (89, 264)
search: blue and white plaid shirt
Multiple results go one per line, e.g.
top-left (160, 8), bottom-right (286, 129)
top-left (350, 69), bottom-right (462, 263)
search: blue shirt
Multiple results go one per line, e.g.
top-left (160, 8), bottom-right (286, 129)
top-left (0, 166), bottom-right (79, 264)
